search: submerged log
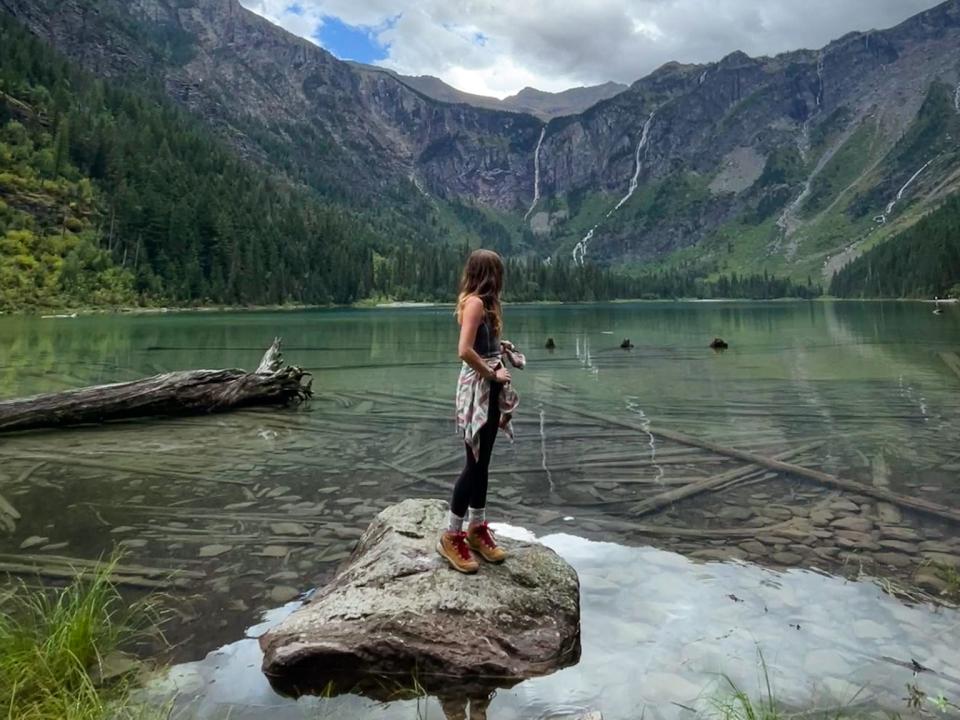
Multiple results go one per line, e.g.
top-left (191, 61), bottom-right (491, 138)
top-left (629, 442), bottom-right (822, 518)
top-left (556, 403), bottom-right (960, 526)
top-left (0, 338), bottom-right (311, 434)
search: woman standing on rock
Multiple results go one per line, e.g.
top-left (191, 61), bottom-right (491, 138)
top-left (438, 249), bottom-right (524, 574)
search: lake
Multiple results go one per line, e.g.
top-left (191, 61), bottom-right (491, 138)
top-left (1, 301), bottom-right (959, 719)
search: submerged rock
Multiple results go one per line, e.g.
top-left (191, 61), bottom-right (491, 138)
top-left (19, 535), bottom-right (48, 550)
top-left (259, 499), bottom-right (581, 697)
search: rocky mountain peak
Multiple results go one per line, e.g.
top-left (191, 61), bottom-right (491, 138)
top-left (3, 0), bottom-right (959, 280)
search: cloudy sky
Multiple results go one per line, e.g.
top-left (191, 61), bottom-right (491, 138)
top-left (238, 1), bottom-right (942, 98)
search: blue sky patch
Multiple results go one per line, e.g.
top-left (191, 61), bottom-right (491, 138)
top-left (314, 15), bottom-right (389, 63)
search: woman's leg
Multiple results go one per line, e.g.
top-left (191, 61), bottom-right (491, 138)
top-left (442, 437), bottom-right (484, 573)
top-left (449, 445), bottom-right (480, 531)
top-left (468, 383), bottom-right (500, 526)
top-left (467, 402), bottom-right (500, 523)
top-left (450, 383), bottom-right (501, 530)
top-left (465, 384), bottom-right (506, 562)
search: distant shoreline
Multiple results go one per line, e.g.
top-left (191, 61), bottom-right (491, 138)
top-left (1, 296), bottom-right (957, 318)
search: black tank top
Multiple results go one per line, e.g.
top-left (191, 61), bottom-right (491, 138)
top-left (473, 314), bottom-right (500, 358)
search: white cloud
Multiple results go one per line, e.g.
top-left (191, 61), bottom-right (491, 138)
top-left (239, 0), bottom-right (942, 99)
top-left (238, 1), bottom-right (324, 43)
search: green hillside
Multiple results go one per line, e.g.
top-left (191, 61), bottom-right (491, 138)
top-left (830, 193), bottom-right (960, 298)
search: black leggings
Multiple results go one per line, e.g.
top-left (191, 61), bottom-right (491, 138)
top-left (450, 383), bottom-right (501, 518)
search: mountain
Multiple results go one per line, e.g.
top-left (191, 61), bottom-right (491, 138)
top-left (3, 0), bottom-right (960, 291)
top-left (500, 83), bottom-right (629, 120)
top-left (1, 8), bottom-right (680, 311)
top-left (348, 64), bottom-right (627, 120)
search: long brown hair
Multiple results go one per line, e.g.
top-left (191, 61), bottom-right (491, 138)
top-left (456, 249), bottom-right (504, 335)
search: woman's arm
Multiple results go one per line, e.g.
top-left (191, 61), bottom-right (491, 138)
top-left (458, 296), bottom-right (510, 383)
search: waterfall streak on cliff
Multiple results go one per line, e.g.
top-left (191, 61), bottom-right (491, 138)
top-left (880, 159), bottom-right (934, 221)
top-left (572, 112), bottom-right (656, 265)
top-left (614, 112), bottom-right (656, 212)
top-left (815, 53), bottom-right (825, 107)
top-left (776, 52), bottom-right (825, 240)
top-left (524, 127), bottom-right (547, 221)
top-left (955, 81), bottom-right (960, 113)
top-left (572, 226), bottom-right (596, 266)
top-left (411, 175), bottom-right (429, 198)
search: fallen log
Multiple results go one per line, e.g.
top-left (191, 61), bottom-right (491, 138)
top-left (0, 553), bottom-right (206, 580)
top-left (629, 442), bottom-right (822, 517)
top-left (0, 338), bottom-right (311, 434)
top-left (0, 453), bottom-right (254, 486)
top-left (553, 403), bottom-right (960, 526)
top-left (0, 561), bottom-right (189, 590)
top-left (575, 515), bottom-right (808, 540)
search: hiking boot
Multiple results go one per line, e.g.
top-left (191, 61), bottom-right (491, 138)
top-left (467, 523), bottom-right (507, 563)
top-left (438, 531), bottom-right (479, 574)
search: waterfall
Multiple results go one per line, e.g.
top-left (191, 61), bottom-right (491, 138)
top-left (776, 51), bottom-right (826, 240)
top-left (410, 174), bottom-right (429, 198)
top-left (875, 159), bottom-right (934, 224)
top-left (614, 112), bottom-right (656, 212)
top-left (698, 69), bottom-right (708, 86)
top-left (572, 111), bottom-right (656, 265)
top-left (955, 81), bottom-right (960, 114)
top-left (572, 225), bottom-right (597, 265)
top-left (524, 127), bottom-right (547, 221)
top-left (815, 52), bottom-right (825, 108)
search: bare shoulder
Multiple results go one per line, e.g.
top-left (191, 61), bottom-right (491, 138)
top-left (460, 294), bottom-right (485, 317)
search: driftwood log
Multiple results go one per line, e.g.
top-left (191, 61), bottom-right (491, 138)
top-left (0, 338), bottom-right (311, 434)
top-left (554, 403), bottom-right (960, 527)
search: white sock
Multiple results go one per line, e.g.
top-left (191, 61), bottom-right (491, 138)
top-left (468, 506), bottom-right (486, 528)
top-left (448, 511), bottom-right (464, 533)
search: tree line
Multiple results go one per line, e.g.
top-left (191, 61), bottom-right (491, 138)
top-left (0, 11), bottom-right (822, 311)
top-left (830, 193), bottom-right (960, 298)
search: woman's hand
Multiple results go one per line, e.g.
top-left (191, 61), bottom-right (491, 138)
top-left (499, 413), bottom-right (512, 429)
top-left (494, 367), bottom-right (511, 384)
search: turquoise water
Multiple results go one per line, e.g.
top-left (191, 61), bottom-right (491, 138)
top-left (1, 301), bottom-right (959, 717)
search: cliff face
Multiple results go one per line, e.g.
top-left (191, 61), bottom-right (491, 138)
top-left (0, 0), bottom-right (543, 209)
top-left (4, 0), bottom-right (960, 278)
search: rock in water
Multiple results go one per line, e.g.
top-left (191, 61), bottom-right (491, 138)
top-left (259, 499), bottom-right (581, 697)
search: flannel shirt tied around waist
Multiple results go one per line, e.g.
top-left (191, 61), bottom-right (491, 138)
top-left (455, 340), bottom-right (526, 461)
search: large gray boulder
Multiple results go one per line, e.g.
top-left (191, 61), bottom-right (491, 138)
top-left (260, 499), bottom-right (581, 697)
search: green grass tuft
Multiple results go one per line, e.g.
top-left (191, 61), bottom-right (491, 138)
top-left (0, 556), bottom-right (165, 720)
top-left (712, 652), bottom-right (781, 720)
top-left (710, 651), bottom-right (869, 720)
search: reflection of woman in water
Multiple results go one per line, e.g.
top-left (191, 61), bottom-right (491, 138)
top-left (439, 691), bottom-right (494, 720)
top-left (438, 249), bottom-right (522, 574)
